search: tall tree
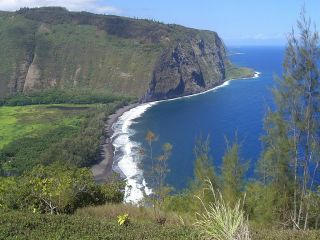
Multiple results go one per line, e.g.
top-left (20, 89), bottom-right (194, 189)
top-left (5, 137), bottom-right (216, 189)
top-left (146, 130), bottom-right (157, 170)
top-left (152, 142), bottom-right (173, 224)
top-left (221, 136), bottom-right (247, 207)
top-left (144, 130), bottom-right (172, 224)
top-left (193, 135), bottom-right (217, 189)
top-left (260, 9), bottom-right (320, 229)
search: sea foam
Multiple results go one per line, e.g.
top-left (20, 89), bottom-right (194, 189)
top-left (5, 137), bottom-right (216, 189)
top-left (111, 103), bottom-right (156, 203)
top-left (112, 71), bottom-right (261, 204)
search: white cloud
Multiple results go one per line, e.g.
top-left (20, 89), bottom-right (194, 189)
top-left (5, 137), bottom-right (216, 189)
top-left (0, 0), bottom-right (122, 14)
top-left (95, 5), bottom-right (121, 14)
top-left (239, 33), bottom-right (284, 40)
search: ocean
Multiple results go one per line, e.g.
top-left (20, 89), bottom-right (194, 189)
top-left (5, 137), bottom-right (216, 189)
top-left (112, 46), bottom-right (286, 203)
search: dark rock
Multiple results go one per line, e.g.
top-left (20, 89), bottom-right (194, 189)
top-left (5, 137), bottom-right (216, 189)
top-left (144, 31), bottom-right (227, 101)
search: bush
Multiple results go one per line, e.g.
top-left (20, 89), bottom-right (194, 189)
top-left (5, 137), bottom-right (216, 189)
top-left (100, 179), bottom-right (125, 203)
top-left (194, 180), bottom-right (250, 240)
top-left (0, 165), bottom-right (125, 214)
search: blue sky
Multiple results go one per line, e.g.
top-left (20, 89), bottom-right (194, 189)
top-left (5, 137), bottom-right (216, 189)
top-left (1, 0), bottom-right (320, 46)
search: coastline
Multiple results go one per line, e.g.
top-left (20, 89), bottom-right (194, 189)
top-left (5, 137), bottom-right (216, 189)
top-left (145, 71), bottom-right (261, 105)
top-left (92, 71), bottom-right (261, 199)
top-left (91, 103), bottom-right (139, 183)
top-left (167, 71), bottom-right (261, 102)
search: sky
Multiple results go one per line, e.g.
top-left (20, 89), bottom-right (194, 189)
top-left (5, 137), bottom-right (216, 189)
top-left (0, 0), bottom-right (319, 46)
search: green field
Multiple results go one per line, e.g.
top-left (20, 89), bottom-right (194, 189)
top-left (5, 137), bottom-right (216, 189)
top-left (0, 101), bottom-right (124, 175)
top-left (0, 104), bottom-right (91, 149)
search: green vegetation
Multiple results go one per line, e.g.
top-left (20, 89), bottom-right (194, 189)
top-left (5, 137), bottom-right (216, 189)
top-left (0, 7), bottom-right (253, 102)
top-left (2, 202), bottom-right (319, 239)
top-left (0, 165), bottom-right (125, 214)
top-left (0, 88), bottom-right (129, 218)
top-left (0, 88), bottom-right (134, 106)
top-left (0, 101), bottom-right (127, 175)
top-left (221, 136), bottom-right (247, 206)
top-left (143, 130), bottom-right (173, 224)
top-left (193, 135), bottom-right (217, 189)
top-left (225, 62), bottom-right (256, 80)
top-left (0, 8), bottom-right (165, 97)
top-left (0, 91), bottom-right (129, 225)
top-left (194, 181), bottom-right (250, 240)
top-left (1, 203), bottom-right (320, 240)
top-left (0, 104), bottom-right (86, 149)
top-left (0, 210), bottom-right (192, 240)
top-left (1, 8), bottom-right (320, 240)
top-left (254, 12), bottom-right (320, 230)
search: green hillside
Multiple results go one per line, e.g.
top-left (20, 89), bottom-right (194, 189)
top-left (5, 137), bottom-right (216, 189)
top-left (0, 7), bottom-right (253, 101)
top-left (0, 8), bottom-right (162, 97)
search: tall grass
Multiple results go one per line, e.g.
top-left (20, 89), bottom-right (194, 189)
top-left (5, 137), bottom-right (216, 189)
top-left (194, 180), bottom-right (250, 240)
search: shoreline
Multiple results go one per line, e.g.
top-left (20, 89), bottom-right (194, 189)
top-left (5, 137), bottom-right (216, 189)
top-left (92, 71), bottom-right (261, 186)
top-left (91, 102), bottom-right (139, 183)
top-left (146, 71), bottom-right (261, 104)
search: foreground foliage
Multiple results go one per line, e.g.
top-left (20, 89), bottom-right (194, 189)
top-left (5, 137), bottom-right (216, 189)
top-left (257, 11), bottom-right (320, 229)
top-left (0, 95), bottom-right (129, 215)
top-left (143, 130), bottom-right (173, 224)
top-left (194, 180), bottom-right (250, 240)
top-left (0, 210), bottom-right (193, 240)
top-left (1, 209), bottom-right (320, 240)
top-left (0, 165), bottom-right (125, 214)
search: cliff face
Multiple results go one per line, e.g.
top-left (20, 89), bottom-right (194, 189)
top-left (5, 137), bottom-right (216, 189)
top-left (0, 7), bottom-right (232, 102)
top-left (145, 31), bottom-right (226, 101)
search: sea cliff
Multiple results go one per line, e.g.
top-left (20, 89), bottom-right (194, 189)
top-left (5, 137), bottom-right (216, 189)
top-left (0, 7), bottom-right (253, 101)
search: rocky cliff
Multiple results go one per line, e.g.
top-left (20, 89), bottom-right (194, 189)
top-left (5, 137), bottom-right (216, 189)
top-left (145, 31), bottom-right (227, 101)
top-left (0, 7), bottom-right (252, 102)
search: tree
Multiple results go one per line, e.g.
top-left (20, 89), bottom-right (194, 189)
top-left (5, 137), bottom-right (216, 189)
top-left (144, 130), bottom-right (173, 224)
top-left (188, 134), bottom-right (218, 210)
top-left (260, 9), bottom-right (320, 229)
top-left (146, 130), bottom-right (157, 170)
top-left (193, 135), bottom-right (217, 189)
top-left (0, 164), bottom-right (125, 214)
top-left (28, 165), bottom-right (102, 214)
top-left (221, 136), bottom-right (247, 207)
top-left (152, 142), bottom-right (173, 224)
top-left (0, 177), bottom-right (26, 210)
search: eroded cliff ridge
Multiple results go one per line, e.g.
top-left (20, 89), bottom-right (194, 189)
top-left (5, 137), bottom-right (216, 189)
top-left (0, 7), bottom-right (253, 101)
top-left (145, 31), bottom-right (227, 101)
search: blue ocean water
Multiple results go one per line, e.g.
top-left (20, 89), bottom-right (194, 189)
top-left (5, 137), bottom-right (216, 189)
top-left (130, 46), bottom-right (285, 190)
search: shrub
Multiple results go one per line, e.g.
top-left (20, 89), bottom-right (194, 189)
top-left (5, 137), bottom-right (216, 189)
top-left (100, 179), bottom-right (125, 203)
top-left (0, 165), bottom-right (125, 214)
top-left (194, 180), bottom-right (250, 240)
